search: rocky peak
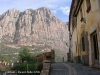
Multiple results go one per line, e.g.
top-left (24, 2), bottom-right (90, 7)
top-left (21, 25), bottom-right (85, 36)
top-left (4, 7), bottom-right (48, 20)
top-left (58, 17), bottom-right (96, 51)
top-left (7, 8), bottom-right (19, 13)
top-left (0, 9), bottom-right (20, 21)
top-left (2, 8), bottom-right (20, 16)
top-left (0, 7), bottom-right (69, 52)
top-left (37, 7), bottom-right (50, 11)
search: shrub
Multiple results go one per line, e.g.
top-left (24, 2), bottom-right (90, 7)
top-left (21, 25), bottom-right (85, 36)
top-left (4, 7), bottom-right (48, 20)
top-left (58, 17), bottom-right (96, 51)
top-left (13, 61), bottom-right (42, 75)
top-left (18, 47), bottom-right (33, 63)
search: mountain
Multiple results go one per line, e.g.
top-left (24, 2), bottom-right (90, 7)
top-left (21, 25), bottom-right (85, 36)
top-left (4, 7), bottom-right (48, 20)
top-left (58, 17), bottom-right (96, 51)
top-left (0, 7), bottom-right (69, 61)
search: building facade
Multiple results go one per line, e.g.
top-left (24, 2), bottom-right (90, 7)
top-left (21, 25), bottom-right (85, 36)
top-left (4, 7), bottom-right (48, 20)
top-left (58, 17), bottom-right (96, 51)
top-left (69, 0), bottom-right (100, 67)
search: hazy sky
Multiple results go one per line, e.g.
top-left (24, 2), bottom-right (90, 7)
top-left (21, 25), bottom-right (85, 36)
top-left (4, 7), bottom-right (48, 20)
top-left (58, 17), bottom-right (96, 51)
top-left (0, 0), bottom-right (72, 22)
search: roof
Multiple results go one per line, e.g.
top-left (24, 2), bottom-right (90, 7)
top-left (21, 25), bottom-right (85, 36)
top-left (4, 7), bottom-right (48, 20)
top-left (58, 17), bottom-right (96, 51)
top-left (68, 0), bottom-right (83, 31)
top-left (68, 0), bottom-right (75, 31)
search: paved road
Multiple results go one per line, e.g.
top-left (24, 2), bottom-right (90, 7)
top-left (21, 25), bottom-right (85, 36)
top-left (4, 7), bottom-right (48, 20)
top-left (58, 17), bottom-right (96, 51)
top-left (67, 62), bottom-right (100, 75)
top-left (50, 63), bottom-right (69, 75)
top-left (50, 62), bottom-right (100, 75)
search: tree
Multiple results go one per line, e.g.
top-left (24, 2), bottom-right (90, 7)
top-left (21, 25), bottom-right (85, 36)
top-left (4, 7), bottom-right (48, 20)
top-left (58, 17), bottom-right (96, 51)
top-left (2, 56), bottom-right (8, 62)
top-left (18, 47), bottom-right (33, 63)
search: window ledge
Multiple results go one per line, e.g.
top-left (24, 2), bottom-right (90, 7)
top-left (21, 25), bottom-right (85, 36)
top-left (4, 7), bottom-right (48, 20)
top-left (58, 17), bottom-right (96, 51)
top-left (86, 6), bottom-right (91, 13)
top-left (80, 17), bottom-right (84, 22)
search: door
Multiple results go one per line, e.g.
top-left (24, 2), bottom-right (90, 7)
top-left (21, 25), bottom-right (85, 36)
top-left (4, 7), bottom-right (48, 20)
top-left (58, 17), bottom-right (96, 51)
top-left (92, 31), bottom-right (99, 64)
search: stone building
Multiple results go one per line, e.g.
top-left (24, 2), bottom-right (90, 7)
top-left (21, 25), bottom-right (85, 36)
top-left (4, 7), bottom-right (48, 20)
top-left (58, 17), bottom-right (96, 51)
top-left (34, 50), bottom-right (55, 62)
top-left (69, 0), bottom-right (100, 67)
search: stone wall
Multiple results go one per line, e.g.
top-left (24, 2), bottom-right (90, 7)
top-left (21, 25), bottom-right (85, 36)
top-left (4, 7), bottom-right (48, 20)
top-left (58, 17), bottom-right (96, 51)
top-left (40, 60), bottom-right (51, 75)
top-left (34, 50), bottom-right (55, 62)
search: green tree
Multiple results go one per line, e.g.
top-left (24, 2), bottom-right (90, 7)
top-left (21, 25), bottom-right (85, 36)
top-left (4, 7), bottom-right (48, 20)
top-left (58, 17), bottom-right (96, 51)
top-left (18, 47), bottom-right (33, 63)
top-left (2, 56), bottom-right (8, 62)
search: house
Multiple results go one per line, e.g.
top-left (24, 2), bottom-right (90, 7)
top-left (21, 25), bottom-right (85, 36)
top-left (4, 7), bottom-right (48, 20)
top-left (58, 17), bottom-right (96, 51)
top-left (34, 50), bottom-right (55, 62)
top-left (69, 0), bottom-right (100, 67)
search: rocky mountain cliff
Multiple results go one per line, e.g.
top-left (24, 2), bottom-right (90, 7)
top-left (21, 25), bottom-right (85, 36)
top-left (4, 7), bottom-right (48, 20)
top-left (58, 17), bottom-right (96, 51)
top-left (0, 7), bottom-right (69, 52)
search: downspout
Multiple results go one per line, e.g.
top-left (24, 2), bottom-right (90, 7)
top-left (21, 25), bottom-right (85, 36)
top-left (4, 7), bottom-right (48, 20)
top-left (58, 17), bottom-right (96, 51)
top-left (76, 24), bottom-right (80, 63)
top-left (98, 0), bottom-right (100, 67)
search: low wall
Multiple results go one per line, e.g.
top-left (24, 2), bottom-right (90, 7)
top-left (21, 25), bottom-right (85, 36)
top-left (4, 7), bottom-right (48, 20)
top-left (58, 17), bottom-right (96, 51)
top-left (40, 60), bottom-right (51, 75)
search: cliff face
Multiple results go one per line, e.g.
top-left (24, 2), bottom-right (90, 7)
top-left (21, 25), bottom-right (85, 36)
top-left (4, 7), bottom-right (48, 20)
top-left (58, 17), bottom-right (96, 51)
top-left (0, 7), bottom-right (69, 51)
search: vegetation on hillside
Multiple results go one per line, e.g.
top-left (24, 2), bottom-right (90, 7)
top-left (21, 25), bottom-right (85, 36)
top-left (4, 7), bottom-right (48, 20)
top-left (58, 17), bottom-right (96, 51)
top-left (12, 47), bottom-right (42, 75)
top-left (18, 47), bottom-right (33, 63)
top-left (54, 49), bottom-right (68, 62)
top-left (12, 61), bottom-right (42, 75)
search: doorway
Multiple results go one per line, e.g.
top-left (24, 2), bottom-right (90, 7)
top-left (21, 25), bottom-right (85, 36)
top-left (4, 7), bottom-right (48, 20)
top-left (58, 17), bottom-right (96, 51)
top-left (91, 31), bottom-right (99, 65)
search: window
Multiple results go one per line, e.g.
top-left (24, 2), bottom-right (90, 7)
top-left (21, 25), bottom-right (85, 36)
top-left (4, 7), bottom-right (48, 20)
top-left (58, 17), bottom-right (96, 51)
top-left (74, 17), bottom-right (77, 26)
top-left (75, 41), bottom-right (77, 53)
top-left (82, 37), bottom-right (85, 51)
top-left (80, 7), bottom-right (83, 18)
top-left (80, 7), bottom-right (83, 22)
top-left (86, 0), bottom-right (91, 13)
top-left (72, 17), bottom-right (77, 32)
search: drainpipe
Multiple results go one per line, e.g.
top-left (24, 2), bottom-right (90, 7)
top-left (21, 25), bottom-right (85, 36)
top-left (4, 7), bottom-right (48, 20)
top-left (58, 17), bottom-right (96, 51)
top-left (76, 24), bottom-right (80, 63)
top-left (98, 0), bottom-right (100, 66)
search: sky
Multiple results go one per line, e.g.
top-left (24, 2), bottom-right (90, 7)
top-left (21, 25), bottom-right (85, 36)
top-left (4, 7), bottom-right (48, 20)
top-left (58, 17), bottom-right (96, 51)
top-left (0, 0), bottom-right (72, 22)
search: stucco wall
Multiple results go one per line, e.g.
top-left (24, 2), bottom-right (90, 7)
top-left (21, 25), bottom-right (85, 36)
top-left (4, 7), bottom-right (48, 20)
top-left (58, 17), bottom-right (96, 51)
top-left (70, 0), bottom-right (100, 65)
